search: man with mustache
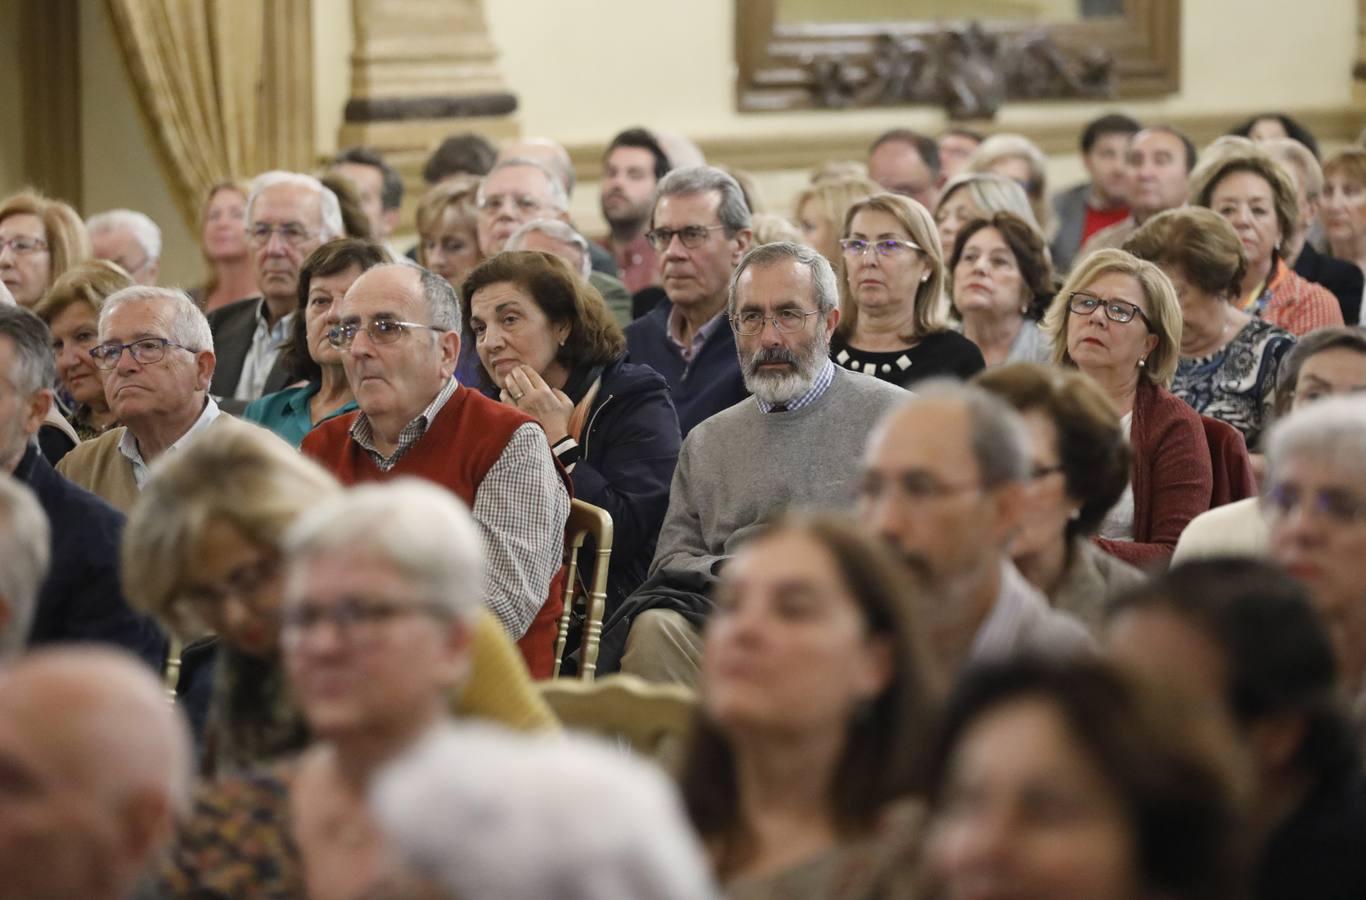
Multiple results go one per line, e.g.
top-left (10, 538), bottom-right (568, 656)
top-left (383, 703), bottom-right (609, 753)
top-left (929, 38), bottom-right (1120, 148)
top-left (860, 382), bottom-right (1091, 674)
top-left (602, 241), bottom-right (905, 685)
top-left (599, 128), bottom-right (670, 296)
top-left (624, 166), bottom-right (754, 435)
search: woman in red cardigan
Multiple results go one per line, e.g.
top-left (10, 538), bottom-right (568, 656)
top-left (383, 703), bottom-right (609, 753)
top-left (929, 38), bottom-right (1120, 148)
top-left (1043, 248), bottom-right (1212, 569)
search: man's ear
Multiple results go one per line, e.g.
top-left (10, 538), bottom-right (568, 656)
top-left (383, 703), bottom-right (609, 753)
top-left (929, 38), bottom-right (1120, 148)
top-left (732, 228), bottom-right (754, 263)
top-left (381, 208), bottom-right (401, 237)
top-left (990, 480), bottom-right (1028, 549)
top-left (439, 330), bottom-right (461, 378)
top-left (23, 388), bottom-right (52, 438)
top-left (194, 351), bottom-right (216, 392)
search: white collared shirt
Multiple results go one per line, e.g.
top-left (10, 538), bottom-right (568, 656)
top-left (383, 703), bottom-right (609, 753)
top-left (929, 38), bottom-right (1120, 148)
top-left (233, 300), bottom-right (296, 400)
top-left (118, 397), bottom-right (222, 487)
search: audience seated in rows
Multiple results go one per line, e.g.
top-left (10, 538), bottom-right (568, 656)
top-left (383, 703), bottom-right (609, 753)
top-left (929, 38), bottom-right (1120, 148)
top-left (243, 238), bottom-right (386, 446)
top-left (209, 171), bottom-right (345, 404)
top-left (975, 362), bottom-right (1144, 628)
top-left (463, 250), bottom-right (681, 613)
top-left (966, 133), bottom-right (1054, 240)
top-left (935, 172), bottom-right (1039, 260)
top-left (625, 166), bottom-right (754, 434)
top-left (57, 286), bottom-right (220, 513)
top-left (947, 210), bottom-right (1055, 367)
top-left (505, 217), bottom-right (633, 324)
top-left (1043, 248), bottom-right (1212, 567)
top-left (831, 192), bottom-right (985, 387)
top-left (0, 305), bottom-right (164, 667)
top-left (302, 263), bottom-right (569, 676)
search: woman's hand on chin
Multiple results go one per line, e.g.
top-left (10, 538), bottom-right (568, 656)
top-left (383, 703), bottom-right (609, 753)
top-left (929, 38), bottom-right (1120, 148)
top-left (500, 365), bottom-right (573, 443)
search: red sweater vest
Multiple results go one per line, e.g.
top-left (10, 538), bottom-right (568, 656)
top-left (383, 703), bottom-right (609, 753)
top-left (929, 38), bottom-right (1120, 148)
top-left (302, 385), bottom-right (569, 678)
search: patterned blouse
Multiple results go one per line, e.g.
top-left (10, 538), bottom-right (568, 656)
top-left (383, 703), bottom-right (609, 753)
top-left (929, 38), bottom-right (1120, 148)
top-left (1172, 317), bottom-right (1295, 449)
top-left (1248, 258), bottom-right (1344, 336)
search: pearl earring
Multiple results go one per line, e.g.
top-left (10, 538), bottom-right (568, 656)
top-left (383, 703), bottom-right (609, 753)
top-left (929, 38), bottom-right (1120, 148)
top-left (1137, 357), bottom-right (1146, 368)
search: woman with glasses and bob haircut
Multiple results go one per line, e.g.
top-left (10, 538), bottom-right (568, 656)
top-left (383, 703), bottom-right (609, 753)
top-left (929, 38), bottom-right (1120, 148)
top-left (461, 250), bottom-right (681, 618)
top-left (0, 189), bottom-right (92, 309)
top-left (244, 238), bottom-right (390, 447)
top-left (122, 417), bottom-right (555, 778)
top-left (1043, 248), bottom-right (1212, 568)
top-left (830, 192), bottom-right (984, 390)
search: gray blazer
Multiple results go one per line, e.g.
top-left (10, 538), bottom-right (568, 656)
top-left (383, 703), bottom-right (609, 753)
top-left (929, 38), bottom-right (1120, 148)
top-left (1050, 182), bottom-right (1091, 275)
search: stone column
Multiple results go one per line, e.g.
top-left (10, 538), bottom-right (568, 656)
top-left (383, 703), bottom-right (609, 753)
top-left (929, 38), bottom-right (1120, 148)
top-left (338, 0), bottom-right (521, 223)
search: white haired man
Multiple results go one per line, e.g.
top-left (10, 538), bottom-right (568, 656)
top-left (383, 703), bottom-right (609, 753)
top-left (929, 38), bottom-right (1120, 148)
top-left (58, 286), bottom-right (219, 513)
top-left (0, 648), bottom-right (192, 900)
top-left (0, 475), bottom-right (47, 659)
top-left (505, 218), bottom-right (632, 324)
top-left (303, 264), bottom-right (569, 677)
top-left (0, 305), bottom-right (164, 667)
top-left (602, 242), bottom-right (905, 685)
top-left (208, 170), bottom-right (343, 403)
top-left (87, 208), bottom-right (161, 285)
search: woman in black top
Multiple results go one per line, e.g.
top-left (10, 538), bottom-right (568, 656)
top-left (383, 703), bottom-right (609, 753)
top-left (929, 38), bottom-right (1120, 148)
top-left (829, 192), bottom-right (984, 388)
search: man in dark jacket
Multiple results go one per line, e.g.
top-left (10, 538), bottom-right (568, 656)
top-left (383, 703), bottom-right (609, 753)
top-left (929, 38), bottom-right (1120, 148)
top-left (624, 166), bottom-right (753, 434)
top-left (0, 306), bottom-right (165, 669)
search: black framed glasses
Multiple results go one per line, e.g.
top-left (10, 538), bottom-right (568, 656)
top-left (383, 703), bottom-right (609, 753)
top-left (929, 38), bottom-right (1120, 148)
top-left (328, 319), bottom-right (448, 348)
top-left (729, 308), bottom-right (821, 336)
top-left (247, 223), bottom-right (316, 248)
top-left (838, 238), bottom-right (923, 258)
top-left (1067, 291), bottom-right (1153, 329)
top-left (645, 225), bottom-right (726, 251)
top-left (89, 337), bottom-right (195, 370)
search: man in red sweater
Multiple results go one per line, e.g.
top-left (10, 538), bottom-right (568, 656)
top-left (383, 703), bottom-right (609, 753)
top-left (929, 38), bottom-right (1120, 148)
top-left (302, 264), bottom-right (570, 677)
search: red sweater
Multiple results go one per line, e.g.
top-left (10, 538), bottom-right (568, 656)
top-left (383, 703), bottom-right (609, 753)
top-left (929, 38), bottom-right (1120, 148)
top-left (1096, 379), bottom-right (1212, 571)
top-left (302, 386), bottom-right (569, 678)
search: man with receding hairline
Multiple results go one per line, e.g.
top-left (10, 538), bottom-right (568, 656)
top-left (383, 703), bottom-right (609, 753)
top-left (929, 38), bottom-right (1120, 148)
top-left (302, 263), bottom-right (570, 677)
top-left (0, 647), bottom-right (192, 900)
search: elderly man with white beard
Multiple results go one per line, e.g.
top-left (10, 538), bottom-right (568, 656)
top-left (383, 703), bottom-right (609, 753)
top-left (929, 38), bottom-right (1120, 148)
top-left (598, 241), bottom-right (906, 685)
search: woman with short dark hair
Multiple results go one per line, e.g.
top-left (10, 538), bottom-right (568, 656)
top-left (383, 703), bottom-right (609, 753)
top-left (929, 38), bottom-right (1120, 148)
top-left (680, 514), bottom-right (939, 898)
top-left (975, 362), bottom-right (1142, 628)
top-left (462, 251), bottom-right (681, 611)
top-left (927, 657), bottom-right (1242, 900)
top-left (949, 211), bottom-right (1055, 366)
top-left (244, 238), bottom-right (390, 446)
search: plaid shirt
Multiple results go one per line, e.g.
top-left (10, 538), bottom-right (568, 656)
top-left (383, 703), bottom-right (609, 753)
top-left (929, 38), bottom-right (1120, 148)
top-left (350, 378), bottom-right (569, 636)
top-left (756, 358), bottom-right (835, 414)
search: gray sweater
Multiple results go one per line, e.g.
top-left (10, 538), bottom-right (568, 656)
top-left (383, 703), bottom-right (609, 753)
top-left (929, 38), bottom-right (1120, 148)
top-left (650, 367), bottom-right (906, 576)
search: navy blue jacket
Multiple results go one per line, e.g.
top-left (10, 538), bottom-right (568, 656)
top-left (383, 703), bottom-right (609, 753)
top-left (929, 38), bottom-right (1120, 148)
top-left (14, 443), bottom-right (166, 670)
top-left (624, 300), bottom-right (748, 435)
top-left (575, 358), bottom-right (682, 609)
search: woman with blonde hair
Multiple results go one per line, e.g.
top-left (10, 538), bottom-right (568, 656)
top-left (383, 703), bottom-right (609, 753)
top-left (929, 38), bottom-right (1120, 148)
top-left (965, 133), bottom-right (1053, 237)
top-left (0, 189), bottom-right (90, 308)
top-left (1189, 142), bottom-right (1341, 335)
top-left (416, 173), bottom-right (483, 289)
top-left (933, 172), bottom-right (1042, 263)
top-left (190, 182), bottom-right (257, 313)
top-left (1043, 248), bottom-right (1212, 568)
top-left (122, 417), bottom-right (555, 774)
top-left (831, 192), bottom-right (984, 389)
top-left (795, 173), bottom-right (880, 266)
top-left (33, 259), bottom-right (134, 438)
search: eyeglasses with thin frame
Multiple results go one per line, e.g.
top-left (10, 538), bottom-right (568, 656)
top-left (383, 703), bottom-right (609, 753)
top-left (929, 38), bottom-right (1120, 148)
top-left (645, 225), bottom-right (726, 251)
top-left (176, 555), bottom-right (281, 628)
top-left (0, 236), bottom-right (48, 256)
top-left (89, 337), bottom-right (196, 370)
top-left (247, 223), bottom-right (316, 248)
top-left (838, 238), bottom-right (924, 258)
top-left (729, 308), bottom-right (822, 336)
top-left (281, 594), bottom-right (452, 646)
top-left (1261, 482), bottom-right (1366, 526)
top-left (328, 319), bottom-right (449, 349)
top-left (1067, 291), bottom-right (1153, 329)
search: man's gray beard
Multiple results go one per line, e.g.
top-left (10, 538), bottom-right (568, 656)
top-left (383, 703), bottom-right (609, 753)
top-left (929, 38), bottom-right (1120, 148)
top-left (742, 334), bottom-right (828, 405)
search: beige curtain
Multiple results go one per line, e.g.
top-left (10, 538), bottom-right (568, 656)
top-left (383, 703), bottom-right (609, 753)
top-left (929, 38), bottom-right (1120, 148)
top-left (105, 0), bottom-right (315, 227)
